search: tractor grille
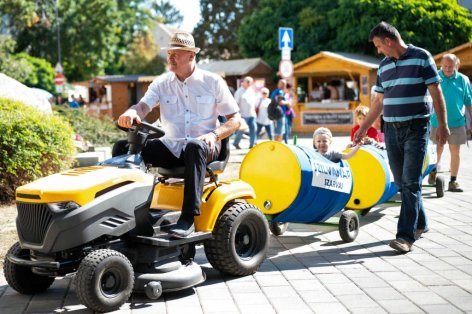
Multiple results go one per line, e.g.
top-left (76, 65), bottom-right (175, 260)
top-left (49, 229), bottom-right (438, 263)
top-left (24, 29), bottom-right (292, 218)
top-left (17, 202), bottom-right (53, 245)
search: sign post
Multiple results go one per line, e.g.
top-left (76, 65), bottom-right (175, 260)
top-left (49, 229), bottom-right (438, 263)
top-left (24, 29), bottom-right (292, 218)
top-left (54, 73), bottom-right (65, 94)
top-left (278, 27), bottom-right (294, 78)
top-left (279, 60), bottom-right (294, 79)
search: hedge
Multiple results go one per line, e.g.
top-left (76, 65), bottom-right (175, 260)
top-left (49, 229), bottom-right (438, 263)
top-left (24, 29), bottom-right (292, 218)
top-left (54, 106), bottom-right (123, 147)
top-left (0, 98), bottom-right (75, 203)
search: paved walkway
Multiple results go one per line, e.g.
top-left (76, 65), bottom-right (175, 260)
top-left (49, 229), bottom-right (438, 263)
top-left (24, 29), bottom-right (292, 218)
top-left (1, 135), bottom-right (472, 313)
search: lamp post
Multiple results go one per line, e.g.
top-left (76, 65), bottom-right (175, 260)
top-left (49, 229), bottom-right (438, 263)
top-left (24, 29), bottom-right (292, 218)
top-left (53, 0), bottom-right (63, 74)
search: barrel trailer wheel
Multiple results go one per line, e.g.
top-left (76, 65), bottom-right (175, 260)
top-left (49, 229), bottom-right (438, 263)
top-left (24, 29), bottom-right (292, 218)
top-left (436, 174), bottom-right (445, 198)
top-left (4, 242), bottom-right (55, 294)
top-left (339, 210), bottom-right (360, 243)
top-left (75, 249), bottom-right (134, 313)
top-left (269, 221), bottom-right (289, 236)
top-left (204, 202), bottom-right (269, 276)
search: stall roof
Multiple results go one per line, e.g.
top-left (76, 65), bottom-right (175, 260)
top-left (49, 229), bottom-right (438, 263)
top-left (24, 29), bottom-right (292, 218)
top-left (434, 42), bottom-right (472, 62)
top-left (198, 58), bottom-right (271, 76)
top-left (94, 75), bottom-right (157, 83)
top-left (294, 51), bottom-right (381, 70)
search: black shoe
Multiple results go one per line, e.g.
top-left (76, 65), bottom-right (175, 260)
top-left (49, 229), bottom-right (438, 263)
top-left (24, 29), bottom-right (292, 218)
top-left (232, 143), bottom-right (241, 150)
top-left (168, 217), bottom-right (195, 238)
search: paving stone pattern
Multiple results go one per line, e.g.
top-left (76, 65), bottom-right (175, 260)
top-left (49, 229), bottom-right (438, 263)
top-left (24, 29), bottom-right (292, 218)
top-left (1, 136), bottom-right (472, 313)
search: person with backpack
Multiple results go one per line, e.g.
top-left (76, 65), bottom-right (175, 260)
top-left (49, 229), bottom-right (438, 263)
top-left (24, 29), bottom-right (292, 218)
top-left (268, 95), bottom-right (285, 141)
top-left (270, 79), bottom-right (292, 142)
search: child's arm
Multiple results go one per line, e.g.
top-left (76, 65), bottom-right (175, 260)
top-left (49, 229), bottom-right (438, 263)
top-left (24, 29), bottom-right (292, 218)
top-left (341, 144), bottom-right (361, 160)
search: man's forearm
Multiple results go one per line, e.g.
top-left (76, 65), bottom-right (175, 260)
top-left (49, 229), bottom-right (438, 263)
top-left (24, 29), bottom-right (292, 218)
top-left (128, 101), bottom-right (151, 120)
top-left (213, 113), bottom-right (241, 140)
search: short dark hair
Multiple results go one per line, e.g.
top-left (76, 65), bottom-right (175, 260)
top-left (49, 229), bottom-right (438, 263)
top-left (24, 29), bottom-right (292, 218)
top-left (369, 21), bottom-right (400, 42)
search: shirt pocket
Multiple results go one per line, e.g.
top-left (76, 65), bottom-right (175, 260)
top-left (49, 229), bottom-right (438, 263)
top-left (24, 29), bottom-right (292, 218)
top-left (195, 95), bottom-right (215, 119)
top-left (160, 95), bottom-right (180, 117)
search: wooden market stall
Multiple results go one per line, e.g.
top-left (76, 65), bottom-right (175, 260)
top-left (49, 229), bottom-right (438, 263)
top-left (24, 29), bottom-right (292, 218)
top-left (291, 51), bottom-right (381, 133)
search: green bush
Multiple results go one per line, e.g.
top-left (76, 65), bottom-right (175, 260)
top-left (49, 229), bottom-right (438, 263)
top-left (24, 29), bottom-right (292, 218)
top-left (0, 98), bottom-right (75, 203)
top-left (53, 106), bottom-right (123, 147)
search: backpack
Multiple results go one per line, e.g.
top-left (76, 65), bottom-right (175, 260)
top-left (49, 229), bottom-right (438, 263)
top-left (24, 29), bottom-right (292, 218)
top-left (267, 98), bottom-right (284, 120)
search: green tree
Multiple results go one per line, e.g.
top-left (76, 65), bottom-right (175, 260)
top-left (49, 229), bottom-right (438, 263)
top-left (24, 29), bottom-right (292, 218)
top-left (105, 0), bottom-right (154, 74)
top-left (238, 0), bottom-right (337, 70)
top-left (328, 0), bottom-right (472, 55)
top-left (0, 35), bottom-right (32, 82)
top-left (151, 0), bottom-right (183, 25)
top-left (194, 0), bottom-right (261, 60)
top-left (238, 0), bottom-right (472, 70)
top-left (1, 0), bottom-right (154, 81)
top-left (120, 31), bottom-right (166, 75)
top-left (14, 53), bottom-right (56, 93)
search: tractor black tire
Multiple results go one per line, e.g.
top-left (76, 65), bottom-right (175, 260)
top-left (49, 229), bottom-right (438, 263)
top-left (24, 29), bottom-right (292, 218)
top-left (3, 242), bottom-right (55, 294)
top-left (436, 174), bottom-right (445, 198)
top-left (268, 222), bottom-right (289, 236)
top-left (75, 249), bottom-right (134, 313)
top-left (339, 210), bottom-right (360, 243)
top-left (204, 202), bottom-right (269, 276)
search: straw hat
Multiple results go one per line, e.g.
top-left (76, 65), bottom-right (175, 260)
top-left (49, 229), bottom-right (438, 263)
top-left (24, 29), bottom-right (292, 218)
top-left (163, 32), bottom-right (200, 54)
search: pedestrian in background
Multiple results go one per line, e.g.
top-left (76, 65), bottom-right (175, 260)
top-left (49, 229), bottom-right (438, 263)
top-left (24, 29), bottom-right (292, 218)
top-left (354, 21), bottom-right (449, 253)
top-left (256, 87), bottom-right (273, 141)
top-left (283, 83), bottom-right (295, 143)
top-left (270, 79), bottom-right (289, 142)
top-left (233, 76), bottom-right (258, 149)
top-left (428, 53), bottom-right (472, 192)
top-left (456, 57), bottom-right (472, 140)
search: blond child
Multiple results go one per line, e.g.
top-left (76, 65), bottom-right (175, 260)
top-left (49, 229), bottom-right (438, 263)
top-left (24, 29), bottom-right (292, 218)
top-left (313, 127), bottom-right (361, 162)
top-left (350, 105), bottom-right (380, 143)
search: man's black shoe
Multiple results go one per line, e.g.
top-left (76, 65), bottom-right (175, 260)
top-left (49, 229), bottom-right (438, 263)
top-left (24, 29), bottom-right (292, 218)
top-left (168, 217), bottom-right (195, 238)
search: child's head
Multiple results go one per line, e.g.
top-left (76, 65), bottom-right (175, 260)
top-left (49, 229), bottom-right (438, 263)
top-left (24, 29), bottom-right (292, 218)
top-left (313, 127), bottom-right (333, 153)
top-left (354, 105), bottom-right (370, 125)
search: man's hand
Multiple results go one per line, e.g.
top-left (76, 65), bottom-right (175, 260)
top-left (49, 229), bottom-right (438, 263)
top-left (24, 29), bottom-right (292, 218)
top-left (353, 126), bottom-right (367, 145)
top-left (118, 109), bottom-right (141, 128)
top-left (435, 124), bottom-right (450, 145)
top-left (198, 132), bottom-right (218, 154)
top-left (117, 102), bottom-right (151, 128)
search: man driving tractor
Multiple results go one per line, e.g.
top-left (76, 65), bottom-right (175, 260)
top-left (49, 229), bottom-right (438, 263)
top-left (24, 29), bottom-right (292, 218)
top-left (114, 32), bottom-right (241, 238)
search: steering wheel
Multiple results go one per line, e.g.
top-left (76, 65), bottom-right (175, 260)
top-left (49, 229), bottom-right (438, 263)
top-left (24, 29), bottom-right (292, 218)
top-left (116, 120), bottom-right (165, 139)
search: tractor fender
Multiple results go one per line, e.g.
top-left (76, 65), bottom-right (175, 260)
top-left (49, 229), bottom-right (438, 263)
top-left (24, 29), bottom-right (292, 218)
top-left (196, 180), bottom-right (255, 232)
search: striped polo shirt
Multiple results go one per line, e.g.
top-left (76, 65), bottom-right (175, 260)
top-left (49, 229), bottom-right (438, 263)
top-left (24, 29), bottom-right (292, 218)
top-left (374, 44), bottom-right (441, 122)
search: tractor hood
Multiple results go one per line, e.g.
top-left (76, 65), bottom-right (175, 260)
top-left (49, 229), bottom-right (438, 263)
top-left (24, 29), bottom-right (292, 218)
top-left (16, 166), bottom-right (153, 205)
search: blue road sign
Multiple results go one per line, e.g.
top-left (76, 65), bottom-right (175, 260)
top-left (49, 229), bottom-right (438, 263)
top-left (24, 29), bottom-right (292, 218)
top-left (279, 27), bottom-right (293, 50)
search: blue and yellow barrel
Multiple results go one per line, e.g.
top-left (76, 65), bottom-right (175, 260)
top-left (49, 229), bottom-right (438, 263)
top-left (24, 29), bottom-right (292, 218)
top-left (422, 141), bottom-right (437, 177)
top-left (345, 145), bottom-right (397, 210)
top-left (239, 142), bottom-right (353, 223)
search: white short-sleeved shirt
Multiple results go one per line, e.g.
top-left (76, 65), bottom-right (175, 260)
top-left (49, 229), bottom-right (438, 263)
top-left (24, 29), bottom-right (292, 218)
top-left (234, 86), bottom-right (258, 118)
top-left (140, 67), bottom-right (239, 157)
top-left (256, 98), bottom-right (272, 125)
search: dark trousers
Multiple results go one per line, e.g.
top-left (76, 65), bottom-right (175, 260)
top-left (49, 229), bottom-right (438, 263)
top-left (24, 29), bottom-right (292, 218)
top-left (112, 139), bottom-right (220, 219)
top-left (384, 119), bottom-right (430, 243)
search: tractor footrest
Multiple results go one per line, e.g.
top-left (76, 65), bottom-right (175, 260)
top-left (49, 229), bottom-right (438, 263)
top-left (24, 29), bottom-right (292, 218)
top-left (133, 231), bottom-right (212, 247)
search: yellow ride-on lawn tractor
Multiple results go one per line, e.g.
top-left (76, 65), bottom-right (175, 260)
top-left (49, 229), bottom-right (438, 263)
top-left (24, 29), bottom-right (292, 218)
top-left (4, 122), bottom-right (269, 313)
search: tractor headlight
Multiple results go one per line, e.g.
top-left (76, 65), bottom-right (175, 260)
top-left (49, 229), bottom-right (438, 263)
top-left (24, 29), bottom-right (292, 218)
top-left (48, 201), bottom-right (80, 213)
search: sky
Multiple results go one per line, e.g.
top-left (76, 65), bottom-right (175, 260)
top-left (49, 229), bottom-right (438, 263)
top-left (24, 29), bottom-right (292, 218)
top-left (167, 0), bottom-right (201, 32)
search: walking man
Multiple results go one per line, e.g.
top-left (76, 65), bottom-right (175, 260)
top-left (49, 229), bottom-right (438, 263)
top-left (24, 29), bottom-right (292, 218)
top-left (233, 76), bottom-right (258, 149)
top-left (354, 21), bottom-right (449, 253)
top-left (428, 54), bottom-right (472, 192)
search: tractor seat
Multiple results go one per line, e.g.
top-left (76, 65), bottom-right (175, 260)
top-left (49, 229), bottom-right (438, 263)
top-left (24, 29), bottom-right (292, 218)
top-left (157, 137), bottom-right (230, 181)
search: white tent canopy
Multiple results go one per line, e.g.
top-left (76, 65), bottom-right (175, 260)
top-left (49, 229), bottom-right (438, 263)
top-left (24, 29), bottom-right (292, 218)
top-left (0, 73), bottom-right (52, 114)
